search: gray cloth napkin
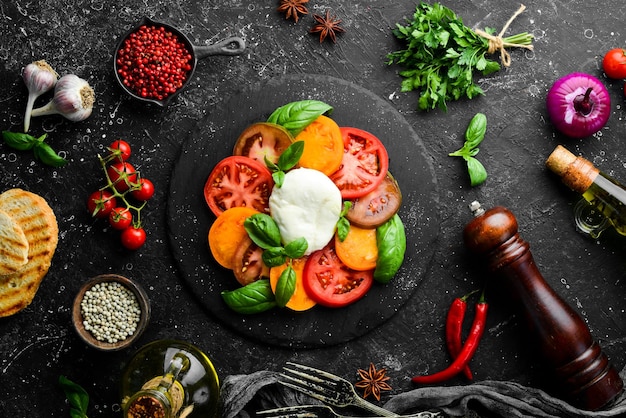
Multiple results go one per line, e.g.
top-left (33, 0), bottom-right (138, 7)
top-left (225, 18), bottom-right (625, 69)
top-left (218, 367), bottom-right (626, 418)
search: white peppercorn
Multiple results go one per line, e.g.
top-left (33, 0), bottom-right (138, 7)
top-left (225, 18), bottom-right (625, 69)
top-left (81, 281), bottom-right (142, 343)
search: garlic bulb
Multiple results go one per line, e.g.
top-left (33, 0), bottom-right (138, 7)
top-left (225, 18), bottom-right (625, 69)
top-left (23, 60), bottom-right (58, 132)
top-left (31, 74), bottom-right (95, 123)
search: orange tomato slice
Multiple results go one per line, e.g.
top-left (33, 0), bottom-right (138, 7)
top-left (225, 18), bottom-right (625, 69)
top-left (269, 257), bottom-right (317, 311)
top-left (295, 115), bottom-right (344, 176)
top-left (334, 225), bottom-right (378, 271)
top-left (208, 206), bottom-right (259, 269)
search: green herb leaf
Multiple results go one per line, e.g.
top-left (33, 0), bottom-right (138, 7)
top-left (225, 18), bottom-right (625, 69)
top-left (244, 214), bottom-right (282, 249)
top-left (464, 112), bottom-right (487, 149)
top-left (262, 247), bottom-right (287, 267)
top-left (283, 237), bottom-right (308, 259)
top-left (59, 375), bottom-right (89, 418)
top-left (277, 141), bottom-right (304, 171)
top-left (2, 131), bottom-right (38, 150)
top-left (267, 100), bottom-right (333, 137)
top-left (34, 142), bottom-right (68, 167)
top-left (466, 157), bottom-right (488, 186)
top-left (275, 266), bottom-right (296, 308)
top-left (221, 279), bottom-right (277, 314)
top-left (336, 201), bottom-right (353, 242)
top-left (374, 214), bottom-right (406, 283)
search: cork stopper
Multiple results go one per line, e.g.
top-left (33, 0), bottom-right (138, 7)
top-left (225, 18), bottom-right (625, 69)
top-left (546, 145), bottom-right (599, 194)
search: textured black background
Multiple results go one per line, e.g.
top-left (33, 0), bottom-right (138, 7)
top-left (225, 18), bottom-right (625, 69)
top-left (2, 0), bottom-right (626, 416)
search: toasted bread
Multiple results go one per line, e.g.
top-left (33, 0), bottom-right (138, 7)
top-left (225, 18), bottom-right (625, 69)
top-left (0, 209), bottom-right (29, 275)
top-left (0, 189), bottom-right (58, 317)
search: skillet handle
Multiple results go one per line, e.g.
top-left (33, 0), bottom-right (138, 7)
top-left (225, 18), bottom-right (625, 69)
top-left (194, 36), bottom-right (246, 59)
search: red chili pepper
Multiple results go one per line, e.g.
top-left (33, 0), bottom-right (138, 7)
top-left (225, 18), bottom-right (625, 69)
top-left (445, 290), bottom-right (479, 381)
top-left (413, 294), bottom-right (488, 384)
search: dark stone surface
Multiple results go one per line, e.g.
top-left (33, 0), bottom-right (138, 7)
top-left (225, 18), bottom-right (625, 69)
top-left (1, 0), bottom-right (626, 416)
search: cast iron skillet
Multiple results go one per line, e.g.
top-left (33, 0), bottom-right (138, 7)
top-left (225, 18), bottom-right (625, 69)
top-left (113, 16), bottom-right (245, 107)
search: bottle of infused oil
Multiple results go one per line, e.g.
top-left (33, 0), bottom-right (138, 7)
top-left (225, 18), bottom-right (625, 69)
top-left (546, 145), bottom-right (626, 238)
top-left (120, 340), bottom-right (220, 418)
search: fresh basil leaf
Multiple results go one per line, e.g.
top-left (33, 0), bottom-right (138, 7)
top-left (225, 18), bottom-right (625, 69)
top-left (272, 170), bottom-right (285, 188)
top-left (264, 156), bottom-right (279, 172)
top-left (34, 142), bottom-right (68, 167)
top-left (283, 237), bottom-right (308, 259)
top-left (275, 266), bottom-right (296, 308)
top-left (466, 156), bottom-right (488, 186)
top-left (277, 141), bottom-right (304, 171)
top-left (221, 279), bottom-right (276, 314)
top-left (244, 214), bottom-right (282, 249)
top-left (59, 375), bottom-right (89, 417)
top-left (374, 214), bottom-right (406, 283)
top-left (464, 112), bottom-right (486, 149)
top-left (262, 247), bottom-right (287, 267)
top-left (336, 217), bottom-right (350, 242)
top-left (2, 131), bottom-right (38, 151)
top-left (267, 100), bottom-right (333, 137)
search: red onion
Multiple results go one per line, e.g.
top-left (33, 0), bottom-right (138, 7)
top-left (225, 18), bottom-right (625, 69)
top-left (546, 72), bottom-right (611, 139)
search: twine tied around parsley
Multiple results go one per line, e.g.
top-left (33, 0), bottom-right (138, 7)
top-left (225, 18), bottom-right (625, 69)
top-left (474, 4), bottom-right (534, 67)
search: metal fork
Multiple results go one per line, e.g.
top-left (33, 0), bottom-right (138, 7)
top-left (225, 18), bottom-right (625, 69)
top-left (257, 404), bottom-right (444, 418)
top-left (278, 362), bottom-right (398, 417)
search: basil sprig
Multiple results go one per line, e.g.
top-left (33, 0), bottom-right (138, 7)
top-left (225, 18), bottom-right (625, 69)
top-left (244, 213), bottom-right (307, 308)
top-left (59, 375), bottom-right (89, 418)
top-left (448, 113), bottom-right (488, 186)
top-left (265, 141), bottom-right (304, 187)
top-left (2, 130), bottom-right (67, 167)
top-left (267, 100), bottom-right (333, 137)
top-left (336, 201), bottom-right (352, 242)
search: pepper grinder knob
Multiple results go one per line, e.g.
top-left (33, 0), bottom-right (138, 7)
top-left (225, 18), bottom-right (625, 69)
top-left (463, 202), bottom-right (623, 411)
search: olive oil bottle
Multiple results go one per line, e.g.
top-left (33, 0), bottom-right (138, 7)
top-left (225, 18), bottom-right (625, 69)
top-left (546, 145), bottom-right (626, 238)
top-left (120, 340), bottom-right (220, 418)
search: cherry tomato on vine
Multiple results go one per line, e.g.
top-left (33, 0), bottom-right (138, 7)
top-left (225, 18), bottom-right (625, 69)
top-left (121, 226), bottom-right (146, 250)
top-left (107, 161), bottom-right (138, 192)
top-left (109, 207), bottom-right (132, 230)
top-left (109, 139), bottom-right (132, 161)
top-left (131, 178), bottom-right (155, 201)
top-left (86, 190), bottom-right (117, 219)
top-left (603, 48), bottom-right (626, 79)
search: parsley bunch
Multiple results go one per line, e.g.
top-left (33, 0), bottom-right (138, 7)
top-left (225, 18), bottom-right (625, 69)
top-left (387, 2), bottom-right (533, 111)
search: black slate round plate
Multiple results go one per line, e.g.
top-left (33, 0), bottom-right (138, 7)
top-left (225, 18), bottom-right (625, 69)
top-left (167, 74), bottom-right (440, 348)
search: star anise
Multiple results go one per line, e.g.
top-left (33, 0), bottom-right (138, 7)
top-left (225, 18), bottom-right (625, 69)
top-left (354, 363), bottom-right (392, 401)
top-left (310, 9), bottom-right (345, 43)
top-left (277, 0), bottom-right (309, 23)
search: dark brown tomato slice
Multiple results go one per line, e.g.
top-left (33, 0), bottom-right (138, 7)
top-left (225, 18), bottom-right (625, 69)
top-left (231, 236), bottom-right (270, 286)
top-left (204, 155), bottom-right (274, 217)
top-left (346, 172), bottom-right (402, 228)
top-left (329, 127), bottom-right (389, 200)
top-left (233, 122), bottom-right (294, 165)
top-left (303, 242), bottom-right (374, 308)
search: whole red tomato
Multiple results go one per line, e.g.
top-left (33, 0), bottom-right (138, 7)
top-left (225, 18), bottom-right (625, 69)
top-left (107, 161), bottom-right (138, 192)
top-left (109, 207), bottom-right (132, 230)
top-left (603, 48), bottom-right (626, 79)
top-left (86, 190), bottom-right (117, 218)
top-left (131, 178), bottom-right (155, 201)
top-left (121, 226), bottom-right (146, 250)
top-left (109, 139), bottom-right (132, 161)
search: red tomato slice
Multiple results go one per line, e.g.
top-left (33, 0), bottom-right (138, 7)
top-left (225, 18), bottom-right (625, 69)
top-left (233, 122), bottom-right (293, 165)
top-left (231, 236), bottom-right (270, 286)
top-left (346, 172), bottom-right (402, 228)
top-left (204, 155), bottom-right (274, 217)
top-left (330, 127), bottom-right (389, 200)
top-left (303, 242), bottom-right (374, 308)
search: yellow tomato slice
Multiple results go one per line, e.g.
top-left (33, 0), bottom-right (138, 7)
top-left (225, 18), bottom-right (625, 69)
top-left (269, 257), bottom-right (317, 311)
top-left (334, 225), bottom-right (378, 271)
top-left (208, 206), bottom-right (259, 269)
top-left (295, 115), bottom-right (344, 176)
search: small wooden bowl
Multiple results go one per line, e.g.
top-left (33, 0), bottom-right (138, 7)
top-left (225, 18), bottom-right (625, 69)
top-left (72, 274), bottom-right (150, 351)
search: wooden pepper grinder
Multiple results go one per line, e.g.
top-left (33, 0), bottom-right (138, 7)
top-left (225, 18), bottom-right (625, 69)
top-left (463, 201), bottom-right (623, 411)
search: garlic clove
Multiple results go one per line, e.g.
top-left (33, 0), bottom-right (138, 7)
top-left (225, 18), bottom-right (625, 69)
top-left (31, 74), bottom-right (95, 123)
top-left (23, 60), bottom-right (58, 132)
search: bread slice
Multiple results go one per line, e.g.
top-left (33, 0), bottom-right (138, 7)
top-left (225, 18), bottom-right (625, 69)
top-left (0, 189), bottom-right (58, 317)
top-left (0, 209), bottom-right (29, 275)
